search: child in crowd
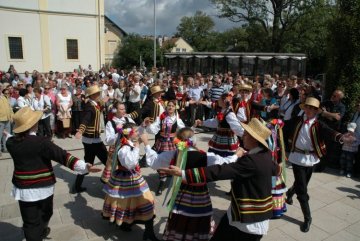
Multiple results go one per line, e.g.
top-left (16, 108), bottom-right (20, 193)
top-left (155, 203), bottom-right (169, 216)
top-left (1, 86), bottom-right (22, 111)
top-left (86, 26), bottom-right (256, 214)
top-left (340, 122), bottom-right (359, 178)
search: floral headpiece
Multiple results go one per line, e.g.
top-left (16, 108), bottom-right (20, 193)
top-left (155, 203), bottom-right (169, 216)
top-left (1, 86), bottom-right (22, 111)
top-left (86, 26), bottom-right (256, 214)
top-left (116, 127), bottom-right (135, 136)
top-left (173, 137), bottom-right (193, 151)
top-left (267, 119), bottom-right (284, 128)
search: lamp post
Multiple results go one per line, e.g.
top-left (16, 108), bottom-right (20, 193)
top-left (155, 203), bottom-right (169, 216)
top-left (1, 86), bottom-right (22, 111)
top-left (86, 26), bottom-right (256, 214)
top-left (153, 0), bottom-right (157, 69)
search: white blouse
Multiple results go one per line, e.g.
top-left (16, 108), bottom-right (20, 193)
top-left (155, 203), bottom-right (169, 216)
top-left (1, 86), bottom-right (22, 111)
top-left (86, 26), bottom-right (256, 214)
top-left (145, 145), bottom-right (238, 170)
top-left (118, 140), bottom-right (140, 170)
top-left (57, 93), bottom-right (72, 105)
top-left (105, 116), bottom-right (135, 145)
top-left (146, 114), bottom-right (186, 135)
top-left (203, 108), bottom-right (244, 137)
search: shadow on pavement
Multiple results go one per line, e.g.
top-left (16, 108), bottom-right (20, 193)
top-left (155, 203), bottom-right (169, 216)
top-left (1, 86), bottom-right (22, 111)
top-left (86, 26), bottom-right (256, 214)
top-left (0, 221), bottom-right (24, 241)
top-left (53, 163), bottom-right (106, 200)
top-left (337, 186), bottom-right (360, 199)
top-left (281, 214), bottom-right (302, 226)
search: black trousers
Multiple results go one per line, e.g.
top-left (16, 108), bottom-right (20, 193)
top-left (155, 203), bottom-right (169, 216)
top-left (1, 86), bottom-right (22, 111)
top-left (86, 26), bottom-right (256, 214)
top-left (210, 214), bottom-right (263, 241)
top-left (189, 103), bottom-right (203, 126)
top-left (18, 195), bottom-right (53, 241)
top-left (37, 116), bottom-right (52, 138)
top-left (292, 164), bottom-right (314, 203)
top-left (83, 142), bottom-right (108, 165)
top-left (72, 111), bottom-right (82, 134)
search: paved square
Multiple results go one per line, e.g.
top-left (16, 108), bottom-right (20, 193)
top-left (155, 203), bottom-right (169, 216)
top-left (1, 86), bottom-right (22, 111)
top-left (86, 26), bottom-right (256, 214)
top-left (1, 132), bottom-right (360, 241)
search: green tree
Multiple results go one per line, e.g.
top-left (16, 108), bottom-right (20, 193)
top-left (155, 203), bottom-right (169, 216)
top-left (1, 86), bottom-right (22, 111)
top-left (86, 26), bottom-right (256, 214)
top-left (112, 34), bottom-right (172, 69)
top-left (176, 11), bottom-right (216, 51)
top-left (326, 0), bottom-right (360, 111)
top-left (210, 0), bottom-right (325, 52)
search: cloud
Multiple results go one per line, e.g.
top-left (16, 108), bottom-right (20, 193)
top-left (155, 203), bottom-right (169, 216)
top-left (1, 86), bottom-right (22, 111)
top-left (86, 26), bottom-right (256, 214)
top-left (105, 0), bottom-right (238, 36)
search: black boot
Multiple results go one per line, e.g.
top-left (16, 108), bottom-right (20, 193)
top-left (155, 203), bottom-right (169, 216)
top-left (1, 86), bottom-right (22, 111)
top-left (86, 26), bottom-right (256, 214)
top-left (73, 175), bottom-right (87, 193)
top-left (42, 221), bottom-right (51, 239)
top-left (143, 218), bottom-right (160, 241)
top-left (299, 201), bottom-right (312, 232)
top-left (156, 180), bottom-right (165, 196)
top-left (286, 186), bottom-right (295, 205)
top-left (120, 222), bottom-right (132, 232)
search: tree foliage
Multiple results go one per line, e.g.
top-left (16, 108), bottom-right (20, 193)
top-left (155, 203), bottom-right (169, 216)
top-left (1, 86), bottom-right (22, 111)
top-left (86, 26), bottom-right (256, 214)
top-left (210, 0), bottom-right (327, 52)
top-left (176, 11), bottom-right (216, 51)
top-left (326, 0), bottom-right (360, 111)
top-left (112, 34), bottom-right (172, 69)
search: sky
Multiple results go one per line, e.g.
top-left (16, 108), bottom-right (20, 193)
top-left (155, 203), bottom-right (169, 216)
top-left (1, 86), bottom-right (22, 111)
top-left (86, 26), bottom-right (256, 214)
top-left (105, 0), bottom-right (239, 36)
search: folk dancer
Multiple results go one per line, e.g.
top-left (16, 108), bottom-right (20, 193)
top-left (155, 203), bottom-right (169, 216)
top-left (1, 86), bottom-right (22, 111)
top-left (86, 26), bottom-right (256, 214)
top-left (74, 85), bottom-right (109, 193)
top-left (142, 100), bottom-right (187, 195)
top-left (5, 107), bottom-right (100, 241)
top-left (160, 118), bottom-right (279, 241)
top-left (101, 123), bottom-right (159, 241)
top-left (285, 97), bottom-right (353, 232)
top-left (143, 127), bottom-right (244, 241)
top-left (101, 101), bottom-right (135, 184)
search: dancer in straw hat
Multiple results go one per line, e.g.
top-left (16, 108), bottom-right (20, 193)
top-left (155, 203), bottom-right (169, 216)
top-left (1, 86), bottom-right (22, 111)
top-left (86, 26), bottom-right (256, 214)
top-left (285, 97), bottom-right (354, 232)
top-left (74, 85), bottom-right (108, 193)
top-left (128, 85), bottom-right (165, 124)
top-left (160, 118), bottom-right (279, 241)
top-left (4, 107), bottom-right (101, 241)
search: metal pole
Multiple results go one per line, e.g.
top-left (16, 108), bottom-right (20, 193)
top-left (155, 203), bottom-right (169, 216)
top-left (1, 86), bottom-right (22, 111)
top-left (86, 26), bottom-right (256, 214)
top-left (154, 0), bottom-right (157, 68)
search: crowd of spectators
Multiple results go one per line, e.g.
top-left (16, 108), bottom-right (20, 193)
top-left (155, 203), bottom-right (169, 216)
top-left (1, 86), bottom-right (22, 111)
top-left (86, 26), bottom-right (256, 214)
top-left (1, 64), bottom-right (359, 177)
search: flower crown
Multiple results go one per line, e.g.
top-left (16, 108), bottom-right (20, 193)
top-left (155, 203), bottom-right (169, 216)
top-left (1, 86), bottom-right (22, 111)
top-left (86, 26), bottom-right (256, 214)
top-left (173, 137), bottom-right (193, 151)
top-left (116, 127), bottom-right (135, 136)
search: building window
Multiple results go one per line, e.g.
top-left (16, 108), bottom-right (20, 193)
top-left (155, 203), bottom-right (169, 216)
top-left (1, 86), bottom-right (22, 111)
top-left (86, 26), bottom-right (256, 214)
top-left (8, 37), bottom-right (23, 59)
top-left (66, 39), bottom-right (78, 59)
top-left (182, 48), bottom-right (186, 52)
top-left (176, 48), bottom-right (180, 52)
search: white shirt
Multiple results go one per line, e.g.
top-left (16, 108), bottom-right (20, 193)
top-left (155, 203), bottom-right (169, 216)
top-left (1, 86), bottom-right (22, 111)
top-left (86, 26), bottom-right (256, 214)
top-left (9, 132), bottom-right (89, 202)
top-left (203, 108), bottom-right (244, 137)
top-left (129, 83), bottom-right (141, 103)
top-left (105, 116), bottom-right (135, 145)
top-left (24, 76), bottom-right (33, 85)
top-left (289, 116), bottom-right (320, 167)
top-left (112, 73), bottom-right (120, 83)
top-left (17, 96), bottom-right (32, 109)
top-left (146, 114), bottom-right (185, 135)
top-left (118, 140), bottom-right (140, 170)
top-left (145, 145), bottom-right (238, 170)
top-left (226, 147), bottom-right (269, 235)
top-left (32, 94), bottom-right (52, 119)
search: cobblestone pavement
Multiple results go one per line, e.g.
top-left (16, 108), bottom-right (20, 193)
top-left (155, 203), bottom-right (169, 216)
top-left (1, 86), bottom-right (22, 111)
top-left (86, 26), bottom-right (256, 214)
top-left (1, 132), bottom-right (360, 241)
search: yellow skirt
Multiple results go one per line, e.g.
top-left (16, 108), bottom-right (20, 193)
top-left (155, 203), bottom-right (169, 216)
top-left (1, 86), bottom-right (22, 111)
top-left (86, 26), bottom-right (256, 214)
top-left (102, 189), bottom-right (155, 225)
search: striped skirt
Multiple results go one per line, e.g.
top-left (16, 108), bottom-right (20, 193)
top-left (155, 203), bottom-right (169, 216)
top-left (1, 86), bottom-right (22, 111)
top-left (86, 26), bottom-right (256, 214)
top-left (103, 169), bottom-right (150, 198)
top-left (272, 175), bottom-right (287, 218)
top-left (163, 184), bottom-right (213, 241)
top-left (102, 190), bottom-right (155, 225)
top-left (154, 136), bottom-right (177, 152)
top-left (208, 128), bottom-right (239, 157)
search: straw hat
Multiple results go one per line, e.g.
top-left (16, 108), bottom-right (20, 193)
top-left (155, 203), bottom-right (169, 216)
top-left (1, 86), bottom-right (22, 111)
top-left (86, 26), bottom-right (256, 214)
top-left (238, 83), bottom-right (253, 91)
top-left (85, 85), bottom-right (101, 97)
top-left (240, 118), bottom-right (272, 149)
top-left (13, 107), bottom-right (43, 133)
top-left (300, 97), bottom-right (320, 110)
top-left (150, 85), bottom-right (164, 95)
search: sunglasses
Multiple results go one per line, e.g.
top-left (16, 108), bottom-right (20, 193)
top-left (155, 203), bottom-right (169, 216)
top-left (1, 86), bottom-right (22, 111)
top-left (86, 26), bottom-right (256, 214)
top-left (44, 88), bottom-right (50, 90)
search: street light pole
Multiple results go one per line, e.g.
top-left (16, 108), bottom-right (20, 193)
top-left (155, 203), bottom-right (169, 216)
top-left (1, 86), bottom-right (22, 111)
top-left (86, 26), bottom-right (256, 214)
top-left (153, 0), bottom-right (157, 69)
